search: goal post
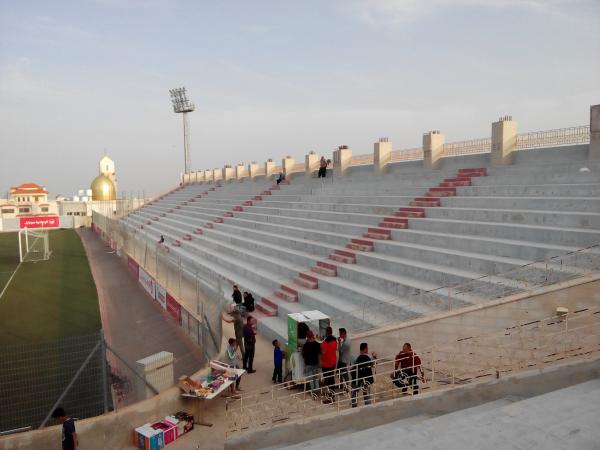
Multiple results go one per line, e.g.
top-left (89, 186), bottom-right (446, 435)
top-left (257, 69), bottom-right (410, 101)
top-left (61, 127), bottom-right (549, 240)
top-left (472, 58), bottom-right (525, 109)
top-left (18, 228), bottom-right (51, 263)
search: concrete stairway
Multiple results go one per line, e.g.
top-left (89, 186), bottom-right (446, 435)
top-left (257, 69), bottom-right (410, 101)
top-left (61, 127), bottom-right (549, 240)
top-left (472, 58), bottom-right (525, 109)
top-left (122, 151), bottom-right (600, 342)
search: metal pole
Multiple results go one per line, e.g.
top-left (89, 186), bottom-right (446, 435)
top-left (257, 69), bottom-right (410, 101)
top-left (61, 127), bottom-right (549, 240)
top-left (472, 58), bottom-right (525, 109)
top-left (178, 255), bottom-right (182, 299)
top-left (196, 266), bottom-right (200, 316)
top-left (100, 331), bottom-right (109, 413)
top-left (183, 112), bottom-right (191, 174)
top-left (40, 340), bottom-right (103, 428)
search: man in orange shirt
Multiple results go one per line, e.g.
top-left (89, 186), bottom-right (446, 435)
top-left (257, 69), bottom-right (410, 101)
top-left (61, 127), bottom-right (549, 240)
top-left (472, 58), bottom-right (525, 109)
top-left (320, 326), bottom-right (337, 402)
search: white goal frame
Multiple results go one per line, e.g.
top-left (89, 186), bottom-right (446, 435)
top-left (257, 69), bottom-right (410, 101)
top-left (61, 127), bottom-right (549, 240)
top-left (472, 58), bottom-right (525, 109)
top-left (18, 228), bottom-right (51, 263)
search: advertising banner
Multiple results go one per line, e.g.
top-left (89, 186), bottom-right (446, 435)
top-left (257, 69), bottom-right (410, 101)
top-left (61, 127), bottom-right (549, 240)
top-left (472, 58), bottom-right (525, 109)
top-left (166, 292), bottom-right (181, 323)
top-left (19, 216), bottom-right (59, 229)
top-left (138, 267), bottom-right (156, 299)
top-left (155, 284), bottom-right (168, 310)
top-left (127, 256), bottom-right (139, 279)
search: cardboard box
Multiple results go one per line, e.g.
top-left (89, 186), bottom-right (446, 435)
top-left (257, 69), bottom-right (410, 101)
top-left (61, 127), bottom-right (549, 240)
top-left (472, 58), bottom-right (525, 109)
top-left (151, 420), bottom-right (177, 446)
top-left (164, 416), bottom-right (182, 438)
top-left (173, 411), bottom-right (194, 434)
top-left (133, 424), bottom-right (164, 450)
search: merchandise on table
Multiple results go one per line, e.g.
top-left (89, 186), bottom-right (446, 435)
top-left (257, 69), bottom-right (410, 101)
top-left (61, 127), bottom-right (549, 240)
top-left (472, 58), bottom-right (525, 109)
top-left (134, 423), bottom-right (164, 450)
top-left (178, 373), bottom-right (228, 398)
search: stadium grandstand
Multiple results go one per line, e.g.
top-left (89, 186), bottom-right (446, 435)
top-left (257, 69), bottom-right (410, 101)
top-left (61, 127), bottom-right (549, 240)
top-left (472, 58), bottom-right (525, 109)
top-left (1, 106), bottom-right (600, 450)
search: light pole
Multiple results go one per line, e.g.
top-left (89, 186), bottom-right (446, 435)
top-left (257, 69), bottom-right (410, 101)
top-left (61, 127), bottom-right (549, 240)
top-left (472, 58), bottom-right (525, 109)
top-left (169, 87), bottom-right (195, 174)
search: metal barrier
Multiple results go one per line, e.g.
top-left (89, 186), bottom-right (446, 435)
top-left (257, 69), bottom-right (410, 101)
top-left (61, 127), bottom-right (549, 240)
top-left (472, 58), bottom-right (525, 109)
top-left (0, 331), bottom-right (161, 433)
top-left (225, 306), bottom-right (600, 434)
top-left (390, 147), bottom-right (423, 162)
top-left (442, 137), bottom-right (491, 157)
top-left (350, 154), bottom-right (374, 166)
top-left (516, 125), bottom-right (590, 150)
top-left (290, 163), bottom-right (305, 174)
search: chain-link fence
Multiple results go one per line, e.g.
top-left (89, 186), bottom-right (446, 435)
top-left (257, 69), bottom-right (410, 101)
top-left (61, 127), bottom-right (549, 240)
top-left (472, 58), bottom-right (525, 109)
top-left (0, 330), bottom-right (184, 433)
top-left (92, 210), bottom-right (226, 369)
top-left (0, 332), bottom-right (108, 432)
top-left (0, 211), bottom-right (230, 433)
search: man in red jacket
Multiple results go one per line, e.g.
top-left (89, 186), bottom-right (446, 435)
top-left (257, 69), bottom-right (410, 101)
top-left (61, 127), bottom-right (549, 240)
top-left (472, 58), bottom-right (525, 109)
top-left (392, 342), bottom-right (425, 395)
top-left (320, 326), bottom-right (337, 402)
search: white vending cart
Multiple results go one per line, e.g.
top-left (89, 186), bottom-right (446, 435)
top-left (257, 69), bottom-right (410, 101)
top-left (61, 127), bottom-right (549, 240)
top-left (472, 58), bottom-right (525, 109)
top-left (287, 310), bottom-right (330, 382)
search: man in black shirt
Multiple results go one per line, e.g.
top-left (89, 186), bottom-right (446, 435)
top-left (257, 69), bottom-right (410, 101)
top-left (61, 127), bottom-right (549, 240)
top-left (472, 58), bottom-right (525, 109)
top-left (242, 291), bottom-right (255, 312)
top-left (302, 330), bottom-right (321, 396)
top-left (52, 407), bottom-right (78, 450)
top-left (232, 285), bottom-right (242, 305)
top-left (351, 342), bottom-right (376, 408)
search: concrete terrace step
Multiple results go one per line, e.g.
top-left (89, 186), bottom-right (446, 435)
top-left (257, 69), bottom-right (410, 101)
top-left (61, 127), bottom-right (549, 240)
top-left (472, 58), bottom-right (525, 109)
top-left (458, 183), bottom-right (600, 197)
top-left (194, 226), bottom-right (461, 305)
top-left (442, 195), bottom-right (600, 212)
top-left (390, 228), bottom-right (589, 260)
top-left (422, 206), bottom-right (600, 229)
top-left (247, 200), bottom-right (402, 216)
top-left (406, 217), bottom-right (600, 247)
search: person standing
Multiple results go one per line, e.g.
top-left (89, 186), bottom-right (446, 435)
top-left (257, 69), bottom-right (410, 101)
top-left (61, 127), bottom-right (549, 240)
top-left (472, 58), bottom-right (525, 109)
top-left (226, 338), bottom-right (243, 393)
top-left (272, 339), bottom-right (284, 383)
top-left (393, 342), bottom-right (424, 395)
top-left (231, 308), bottom-right (245, 363)
top-left (232, 285), bottom-right (242, 305)
top-left (320, 326), bottom-right (337, 402)
top-left (318, 157), bottom-right (328, 178)
top-left (337, 328), bottom-right (351, 391)
top-left (51, 407), bottom-right (78, 450)
top-left (351, 342), bottom-right (376, 408)
top-left (302, 330), bottom-right (321, 396)
top-left (243, 316), bottom-right (256, 373)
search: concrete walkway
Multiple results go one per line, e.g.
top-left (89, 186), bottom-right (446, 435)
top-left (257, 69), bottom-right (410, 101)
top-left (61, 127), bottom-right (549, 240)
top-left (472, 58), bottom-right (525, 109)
top-left (79, 228), bottom-right (204, 382)
top-left (281, 378), bottom-right (600, 450)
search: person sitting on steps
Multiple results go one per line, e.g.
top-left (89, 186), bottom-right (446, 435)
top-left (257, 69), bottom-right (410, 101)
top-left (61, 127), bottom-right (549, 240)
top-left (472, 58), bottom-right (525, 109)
top-left (242, 291), bottom-right (255, 312)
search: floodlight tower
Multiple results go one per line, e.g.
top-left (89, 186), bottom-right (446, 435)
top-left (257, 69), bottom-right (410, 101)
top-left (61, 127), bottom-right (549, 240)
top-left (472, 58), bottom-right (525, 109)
top-left (169, 87), bottom-right (195, 174)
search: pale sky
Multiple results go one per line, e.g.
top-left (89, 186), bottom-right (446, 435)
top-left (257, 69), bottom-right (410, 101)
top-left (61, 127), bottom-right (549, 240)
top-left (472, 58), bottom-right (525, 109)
top-left (1, 0), bottom-right (599, 197)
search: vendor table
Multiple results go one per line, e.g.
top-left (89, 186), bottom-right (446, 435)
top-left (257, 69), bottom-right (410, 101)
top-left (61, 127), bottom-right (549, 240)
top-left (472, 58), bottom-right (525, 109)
top-left (181, 368), bottom-right (245, 427)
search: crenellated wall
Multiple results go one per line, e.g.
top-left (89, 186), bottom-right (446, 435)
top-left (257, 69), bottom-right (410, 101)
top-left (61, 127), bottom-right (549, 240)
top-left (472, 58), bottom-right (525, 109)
top-left (179, 105), bottom-right (594, 185)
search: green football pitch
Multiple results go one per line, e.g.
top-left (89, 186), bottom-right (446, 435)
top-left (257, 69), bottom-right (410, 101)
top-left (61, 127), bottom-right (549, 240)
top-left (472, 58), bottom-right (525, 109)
top-left (0, 229), bottom-right (101, 345)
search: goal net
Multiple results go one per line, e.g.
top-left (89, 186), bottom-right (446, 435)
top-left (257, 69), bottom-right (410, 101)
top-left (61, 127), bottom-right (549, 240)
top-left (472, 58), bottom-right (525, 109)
top-left (18, 228), bottom-right (51, 263)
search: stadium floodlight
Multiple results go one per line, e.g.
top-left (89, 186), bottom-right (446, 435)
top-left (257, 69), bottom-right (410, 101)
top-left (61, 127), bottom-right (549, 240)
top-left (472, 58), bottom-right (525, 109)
top-left (169, 87), bottom-right (195, 174)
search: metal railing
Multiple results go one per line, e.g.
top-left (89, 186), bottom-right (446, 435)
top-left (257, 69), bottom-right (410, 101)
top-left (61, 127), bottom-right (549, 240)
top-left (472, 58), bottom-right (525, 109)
top-left (290, 163), bottom-right (305, 173)
top-left (390, 147), bottom-right (423, 162)
top-left (442, 137), bottom-right (491, 157)
top-left (225, 306), bottom-right (600, 434)
top-left (516, 125), bottom-right (590, 150)
top-left (350, 153), bottom-right (374, 166)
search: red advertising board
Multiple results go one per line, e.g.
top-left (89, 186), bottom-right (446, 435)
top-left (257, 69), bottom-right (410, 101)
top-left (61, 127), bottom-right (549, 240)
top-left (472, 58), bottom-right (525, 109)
top-left (166, 292), bottom-right (181, 323)
top-left (127, 256), bottom-right (139, 279)
top-left (19, 216), bottom-right (59, 229)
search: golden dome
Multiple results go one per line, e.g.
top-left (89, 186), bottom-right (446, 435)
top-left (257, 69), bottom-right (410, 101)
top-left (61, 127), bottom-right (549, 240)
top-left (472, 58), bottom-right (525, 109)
top-left (91, 174), bottom-right (116, 201)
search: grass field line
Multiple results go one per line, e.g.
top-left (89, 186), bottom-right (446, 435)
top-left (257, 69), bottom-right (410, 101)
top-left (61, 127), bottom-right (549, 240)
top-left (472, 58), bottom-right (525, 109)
top-left (0, 235), bottom-right (41, 302)
top-left (0, 260), bottom-right (22, 301)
